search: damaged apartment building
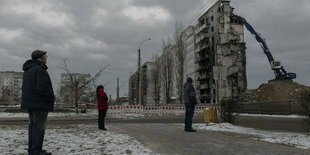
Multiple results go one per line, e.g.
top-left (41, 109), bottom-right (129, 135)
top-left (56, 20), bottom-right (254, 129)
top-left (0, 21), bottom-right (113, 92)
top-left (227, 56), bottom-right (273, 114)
top-left (195, 0), bottom-right (247, 104)
top-left (129, 0), bottom-right (247, 105)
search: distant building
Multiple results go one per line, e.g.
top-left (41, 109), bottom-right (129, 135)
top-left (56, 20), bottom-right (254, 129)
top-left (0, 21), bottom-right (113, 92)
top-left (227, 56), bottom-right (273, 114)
top-left (0, 71), bottom-right (23, 103)
top-left (128, 62), bottom-right (157, 106)
top-left (183, 26), bottom-right (197, 89)
top-left (59, 73), bottom-right (92, 104)
top-left (141, 62), bottom-right (157, 106)
top-left (128, 71), bottom-right (138, 105)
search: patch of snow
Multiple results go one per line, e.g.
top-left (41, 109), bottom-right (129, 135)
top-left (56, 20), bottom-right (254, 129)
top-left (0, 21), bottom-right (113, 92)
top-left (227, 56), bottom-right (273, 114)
top-left (194, 123), bottom-right (310, 150)
top-left (238, 113), bottom-right (307, 118)
top-left (0, 124), bottom-right (153, 154)
top-left (0, 110), bottom-right (99, 118)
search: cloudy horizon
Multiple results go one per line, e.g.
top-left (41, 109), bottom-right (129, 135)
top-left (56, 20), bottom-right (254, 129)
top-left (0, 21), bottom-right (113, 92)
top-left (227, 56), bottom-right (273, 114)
top-left (0, 0), bottom-right (309, 99)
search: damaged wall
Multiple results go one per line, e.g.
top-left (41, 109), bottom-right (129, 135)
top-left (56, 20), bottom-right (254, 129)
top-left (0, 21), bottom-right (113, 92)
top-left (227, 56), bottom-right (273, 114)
top-left (195, 0), bottom-right (247, 104)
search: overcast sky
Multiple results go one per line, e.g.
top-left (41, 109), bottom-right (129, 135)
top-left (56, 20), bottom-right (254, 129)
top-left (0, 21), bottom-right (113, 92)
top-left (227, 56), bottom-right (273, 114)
top-left (0, 0), bottom-right (309, 99)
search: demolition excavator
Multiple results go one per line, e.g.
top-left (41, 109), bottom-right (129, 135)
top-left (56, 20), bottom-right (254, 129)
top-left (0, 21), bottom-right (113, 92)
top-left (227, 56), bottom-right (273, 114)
top-left (237, 16), bottom-right (296, 80)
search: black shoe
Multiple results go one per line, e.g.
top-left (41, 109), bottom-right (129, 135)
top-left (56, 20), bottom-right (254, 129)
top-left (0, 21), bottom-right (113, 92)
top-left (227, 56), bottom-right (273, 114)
top-left (39, 150), bottom-right (52, 155)
top-left (99, 128), bottom-right (107, 130)
top-left (185, 129), bottom-right (196, 132)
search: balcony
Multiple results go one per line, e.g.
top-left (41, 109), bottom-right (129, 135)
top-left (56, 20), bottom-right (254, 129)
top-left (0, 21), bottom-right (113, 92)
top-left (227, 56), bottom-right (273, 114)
top-left (195, 23), bottom-right (209, 35)
top-left (195, 34), bottom-right (208, 44)
top-left (195, 43), bottom-right (207, 53)
top-left (197, 74), bottom-right (209, 80)
top-left (198, 84), bottom-right (208, 90)
top-left (195, 55), bottom-right (209, 63)
top-left (196, 66), bottom-right (209, 72)
top-left (200, 94), bottom-right (211, 100)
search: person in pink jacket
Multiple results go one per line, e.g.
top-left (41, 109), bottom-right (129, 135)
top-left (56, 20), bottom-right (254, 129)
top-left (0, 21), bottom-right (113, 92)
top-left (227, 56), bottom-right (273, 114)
top-left (96, 85), bottom-right (108, 130)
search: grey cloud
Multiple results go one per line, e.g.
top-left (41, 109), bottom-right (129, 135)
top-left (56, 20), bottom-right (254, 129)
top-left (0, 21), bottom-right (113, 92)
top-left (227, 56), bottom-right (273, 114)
top-left (0, 0), bottom-right (309, 99)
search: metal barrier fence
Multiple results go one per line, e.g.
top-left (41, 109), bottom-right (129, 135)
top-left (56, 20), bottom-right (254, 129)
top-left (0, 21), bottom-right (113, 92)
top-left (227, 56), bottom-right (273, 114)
top-left (106, 105), bottom-right (221, 116)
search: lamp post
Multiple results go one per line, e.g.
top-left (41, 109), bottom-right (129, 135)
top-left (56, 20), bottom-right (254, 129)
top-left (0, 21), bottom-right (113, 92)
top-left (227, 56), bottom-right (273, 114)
top-left (138, 38), bottom-right (151, 106)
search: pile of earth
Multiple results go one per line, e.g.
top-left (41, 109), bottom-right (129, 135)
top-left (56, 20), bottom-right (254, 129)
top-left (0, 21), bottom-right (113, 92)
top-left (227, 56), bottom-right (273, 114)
top-left (242, 79), bottom-right (310, 102)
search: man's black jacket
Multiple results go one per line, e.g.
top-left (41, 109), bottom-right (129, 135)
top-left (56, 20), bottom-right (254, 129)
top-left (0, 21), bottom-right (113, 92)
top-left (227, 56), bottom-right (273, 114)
top-left (184, 82), bottom-right (198, 107)
top-left (21, 59), bottom-right (55, 111)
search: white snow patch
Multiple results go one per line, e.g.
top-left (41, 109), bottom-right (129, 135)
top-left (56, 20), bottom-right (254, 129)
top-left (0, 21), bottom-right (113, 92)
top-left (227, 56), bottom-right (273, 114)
top-left (194, 123), bottom-right (310, 150)
top-left (0, 110), bottom-right (149, 120)
top-left (0, 124), bottom-right (153, 154)
top-left (0, 110), bottom-right (98, 118)
top-left (238, 113), bottom-right (307, 118)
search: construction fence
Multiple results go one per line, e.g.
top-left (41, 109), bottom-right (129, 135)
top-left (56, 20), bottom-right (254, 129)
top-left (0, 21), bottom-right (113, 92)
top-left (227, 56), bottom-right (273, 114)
top-left (106, 105), bottom-right (221, 116)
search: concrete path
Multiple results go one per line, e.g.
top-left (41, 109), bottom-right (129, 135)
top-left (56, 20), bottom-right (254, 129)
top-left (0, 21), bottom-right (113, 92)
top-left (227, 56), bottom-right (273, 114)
top-left (111, 123), bottom-right (310, 155)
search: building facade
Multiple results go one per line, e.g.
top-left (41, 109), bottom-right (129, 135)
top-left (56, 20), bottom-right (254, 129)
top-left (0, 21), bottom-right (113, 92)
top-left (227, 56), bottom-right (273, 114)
top-left (128, 62), bottom-right (157, 106)
top-left (0, 71), bottom-right (23, 103)
top-left (183, 26), bottom-right (197, 87)
top-left (128, 1), bottom-right (247, 106)
top-left (141, 62), bottom-right (157, 106)
top-left (59, 73), bottom-right (92, 104)
top-left (195, 0), bottom-right (246, 104)
top-left (128, 72), bottom-right (138, 105)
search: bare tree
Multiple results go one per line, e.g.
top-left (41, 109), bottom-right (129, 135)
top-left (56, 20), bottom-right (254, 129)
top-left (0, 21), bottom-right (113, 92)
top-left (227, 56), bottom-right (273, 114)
top-left (161, 38), bottom-right (174, 104)
top-left (296, 90), bottom-right (310, 131)
top-left (151, 54), bottom-right (161, 106)
top-left (60, 58), bottom-right (109, 113)
top-left (174, 21), bottom-right (186, 104)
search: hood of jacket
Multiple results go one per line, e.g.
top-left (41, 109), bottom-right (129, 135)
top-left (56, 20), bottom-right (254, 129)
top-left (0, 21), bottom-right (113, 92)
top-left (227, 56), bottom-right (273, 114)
top-left (22, 59), bottom-right (47, 71)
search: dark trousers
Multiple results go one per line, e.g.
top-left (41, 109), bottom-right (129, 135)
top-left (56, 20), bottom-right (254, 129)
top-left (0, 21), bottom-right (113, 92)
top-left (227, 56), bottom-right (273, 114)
top-left (185, 105), bottom-right (195, 130)
top-left (28, 110), bottom-right (48, 154)
top-left (98, 109), bottom-right (107, 129)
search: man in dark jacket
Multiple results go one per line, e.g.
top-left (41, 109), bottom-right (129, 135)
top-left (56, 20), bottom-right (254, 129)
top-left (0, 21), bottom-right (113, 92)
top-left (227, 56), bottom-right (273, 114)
top-left (184, 77), bottom-right (198, 132)
top-left (21, 50), bottom-right (55, 155)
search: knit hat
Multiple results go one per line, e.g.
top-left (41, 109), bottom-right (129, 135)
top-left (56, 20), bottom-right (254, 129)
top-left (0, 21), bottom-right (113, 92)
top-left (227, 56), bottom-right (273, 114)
top-left (31, 50), bottom-right (47, 59)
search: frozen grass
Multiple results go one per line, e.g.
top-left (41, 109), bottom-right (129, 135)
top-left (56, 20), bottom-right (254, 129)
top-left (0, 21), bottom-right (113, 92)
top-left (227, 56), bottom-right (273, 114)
top-left (0, 124), bottom-right (153, 154)
top-left (194, 123), bottom-right (310, 150)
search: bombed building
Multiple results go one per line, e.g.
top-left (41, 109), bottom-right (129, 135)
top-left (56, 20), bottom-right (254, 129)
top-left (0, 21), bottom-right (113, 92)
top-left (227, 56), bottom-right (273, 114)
top-left (129, 0), bottom-right (247, 105)
top-left (194, 0), bottom-right (247, 104)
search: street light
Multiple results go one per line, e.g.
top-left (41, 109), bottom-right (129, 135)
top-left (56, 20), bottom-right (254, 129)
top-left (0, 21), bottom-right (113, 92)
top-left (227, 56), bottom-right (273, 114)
top-left (138, 38), bottom-right (151, 106)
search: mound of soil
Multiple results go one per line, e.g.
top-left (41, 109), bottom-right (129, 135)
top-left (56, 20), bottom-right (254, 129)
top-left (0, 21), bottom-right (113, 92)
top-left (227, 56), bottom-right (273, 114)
top-left (243, 79), bottom-right (310, 102)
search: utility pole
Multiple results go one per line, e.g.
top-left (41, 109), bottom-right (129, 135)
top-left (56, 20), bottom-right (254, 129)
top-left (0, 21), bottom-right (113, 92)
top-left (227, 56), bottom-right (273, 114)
top-left (138, 48), bottom-right (141, 105)
top-left (117, 77), bottom-right (120, 104)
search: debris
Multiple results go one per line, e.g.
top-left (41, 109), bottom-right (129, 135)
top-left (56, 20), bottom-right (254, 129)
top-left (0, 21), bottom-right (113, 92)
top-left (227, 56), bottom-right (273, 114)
top-left (242, 79), bottom-right (310, 102)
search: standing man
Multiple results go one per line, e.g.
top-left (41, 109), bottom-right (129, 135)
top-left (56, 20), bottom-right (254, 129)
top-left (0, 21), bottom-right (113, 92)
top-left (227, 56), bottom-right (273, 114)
top-left (21, 50), bottom-right (55, 155)
top-left (184, 77), bottom-right (198, 132)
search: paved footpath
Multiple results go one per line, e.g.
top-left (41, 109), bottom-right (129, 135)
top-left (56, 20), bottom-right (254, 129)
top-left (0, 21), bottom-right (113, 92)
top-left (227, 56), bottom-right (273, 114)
top-left (111, 123), bottom-right (310, 155)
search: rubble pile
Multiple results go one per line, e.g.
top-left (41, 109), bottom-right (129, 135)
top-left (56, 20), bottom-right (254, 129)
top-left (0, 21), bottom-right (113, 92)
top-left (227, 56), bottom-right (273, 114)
top-left (242, 79), bottom-right (310, 102)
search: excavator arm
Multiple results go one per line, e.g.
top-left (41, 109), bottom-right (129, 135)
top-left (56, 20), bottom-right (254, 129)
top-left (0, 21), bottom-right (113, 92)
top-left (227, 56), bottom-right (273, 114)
top-left (238, 16), bottom-right (296, 79)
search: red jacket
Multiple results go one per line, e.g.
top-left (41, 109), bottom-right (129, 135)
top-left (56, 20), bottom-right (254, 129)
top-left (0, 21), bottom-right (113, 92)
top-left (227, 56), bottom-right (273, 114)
top-left (97, 90), bottom-right (108, 110)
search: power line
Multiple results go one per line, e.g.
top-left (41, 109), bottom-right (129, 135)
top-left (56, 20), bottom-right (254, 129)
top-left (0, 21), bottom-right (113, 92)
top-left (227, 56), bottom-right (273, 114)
top-left (184, 0), bottom-right (213, 27)
top-left (188, 0), bottom-right (218, 27)
top-left (184, 0), bottom-right (219, 28)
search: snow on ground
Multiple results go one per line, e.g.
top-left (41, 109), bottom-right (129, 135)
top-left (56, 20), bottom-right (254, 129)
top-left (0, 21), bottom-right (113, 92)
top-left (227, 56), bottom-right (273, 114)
top-left (0, 110), bottom-right (149, 119)
top-left (238, 113), bottom-right (308, 118)
top-left (0, 110), bottom-right (99, 118)
top-left (1, 110), bottom-right (308, 119)
top-left (194, 123), bottom-right (310, 150)
top-left (0, 124), bottom-right (153, 155)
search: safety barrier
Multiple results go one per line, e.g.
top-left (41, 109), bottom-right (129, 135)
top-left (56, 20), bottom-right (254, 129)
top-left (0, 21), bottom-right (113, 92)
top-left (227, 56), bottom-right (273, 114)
top-left (106, 105), bottom-right (220, 116)
top-left (106, 106), bottom-right (122, 115)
